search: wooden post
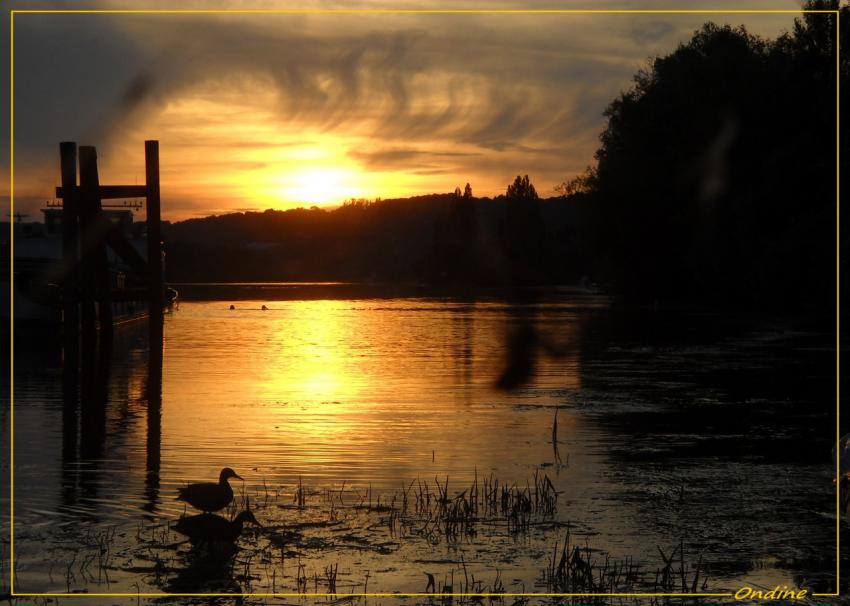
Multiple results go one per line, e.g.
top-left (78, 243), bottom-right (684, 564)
top-left (79, 146), bottom-right (114, 341)
top-left (144, 141), bottom-right (163, 512)
top-left (145, 140), bottom-right (163, 325)
top-left (60, 142), bottom-right (79, 359)
top-left (76, 147), bottom-right (99, 350)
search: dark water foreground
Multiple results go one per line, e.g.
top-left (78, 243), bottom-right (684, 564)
top-left (0, 288), bottom-right (843, 604)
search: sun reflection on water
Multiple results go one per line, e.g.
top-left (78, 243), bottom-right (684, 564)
top-left (159, 299), bottom-right (583, 488)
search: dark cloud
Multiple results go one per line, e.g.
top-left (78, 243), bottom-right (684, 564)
top-left (627, 20), bottom-right (678, 45)
top-left (13, 15), bottom-right (152, 159)
top-left (410, 167), bottom-right (452, 176)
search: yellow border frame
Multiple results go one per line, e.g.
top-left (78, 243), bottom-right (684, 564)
top-left (6, 6), bottom-right (842, 600)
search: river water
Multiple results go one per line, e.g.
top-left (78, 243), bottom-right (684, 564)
top-left (0, 288), bottom-right (840, 601)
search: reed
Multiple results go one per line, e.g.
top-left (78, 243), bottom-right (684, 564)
top-left (395, 469), bottom-right (560, 543)
top-left (295, 476), bottom-right (306, 509)
top-left (544, 527), bottom-right (707, 596)
top-left (325, 562), bottom-right (339, 593)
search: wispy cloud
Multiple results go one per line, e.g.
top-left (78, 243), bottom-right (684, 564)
top-left (2, 4), bottom-right (801, 218)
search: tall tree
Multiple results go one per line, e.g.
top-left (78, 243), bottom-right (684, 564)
top-left (503, 175), bottom-right (545, 283)
top-left (506, 175), bottom-right (539, 200)
top-left (580, 4), bottom-right (845, 313)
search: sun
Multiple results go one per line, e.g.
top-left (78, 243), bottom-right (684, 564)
top-left (221, 139), bottom-right (432, 210)
top-left (280, 167), bottom-right (364, 206)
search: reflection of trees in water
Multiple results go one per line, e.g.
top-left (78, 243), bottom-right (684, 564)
top-left (450, 304), bottom-right (475, 396)
top-left (496, 294), bottom-right (584, 392)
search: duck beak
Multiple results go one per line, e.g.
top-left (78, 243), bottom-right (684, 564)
top-left (234, 473), bottom-right (243, 481)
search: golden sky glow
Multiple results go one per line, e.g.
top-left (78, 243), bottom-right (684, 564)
top-left (4, 7), bottom-right (801, 220)
top-left (149, 88), bottom-right (418, 211)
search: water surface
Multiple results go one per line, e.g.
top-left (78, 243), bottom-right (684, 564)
top-left (1, 291), bottom-right (839, 599)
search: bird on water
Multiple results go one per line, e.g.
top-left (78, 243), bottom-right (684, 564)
top-left (177, 467), bottom-right (243, 513)
top-left (174, 510), bottom-right (261, 544)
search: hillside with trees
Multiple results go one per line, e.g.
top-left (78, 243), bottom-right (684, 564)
top-left (163, 186), bottom-right (589, 286)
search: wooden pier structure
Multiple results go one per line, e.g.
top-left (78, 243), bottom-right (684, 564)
top-left (55, 140), bottom-right (164, 352)
top-left (54, 141), bottom-right (166, 509)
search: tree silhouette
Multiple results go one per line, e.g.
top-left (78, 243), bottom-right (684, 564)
top-left (506, 175), bottom-right (538, 200)
top-left (555, 168), bottom-right (595, 197)
top-left (501, 175), bottom-right (545, 283)
top-left (578, 2), bottom-right (845, 313)
top-left (463, 183), bottom-right (473, 199)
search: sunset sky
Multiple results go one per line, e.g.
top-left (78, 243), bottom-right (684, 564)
top-left (3, 2), bottom-right (804, 221)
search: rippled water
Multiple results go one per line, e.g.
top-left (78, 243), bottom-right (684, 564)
top-left (0, 290), bottom-right (841, 600)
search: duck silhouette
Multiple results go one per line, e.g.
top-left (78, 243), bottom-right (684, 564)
top-left (174, 510), bottom-right (261, 544)
top-left (177, 467), bottom-right (242, 513)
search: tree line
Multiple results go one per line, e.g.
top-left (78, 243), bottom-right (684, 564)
top-left (163, 182), bottom-right (587, 286)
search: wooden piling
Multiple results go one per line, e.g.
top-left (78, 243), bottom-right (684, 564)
top-left (144, 141), bottom-right (163, 512)
top-left (79, 146), bottom-right (114, 341)
top-left (76, 147), bottom-right (98, 349)
top-left (59, 142), bottom-right (79, 358)
top-left (145, 140), bottom-right (163, 325)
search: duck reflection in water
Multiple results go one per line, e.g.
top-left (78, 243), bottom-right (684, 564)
top-left (175, 510), bottom-right (261, 544)
top-left (163, 540), bottom-right (242, 594)
top-left (164, 510), bottom-right (262, 593)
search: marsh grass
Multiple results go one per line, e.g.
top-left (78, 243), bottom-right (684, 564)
top-left (24, 468), bottom-right (711, 599)
top-left (400, 469), bottom-right (559, 543)
top-left (115, 469), bottom-right (569, 595)
top-left (544, 527), bottom-right (706, 596)
top-left (654, 540), bottom-right (707, 593)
